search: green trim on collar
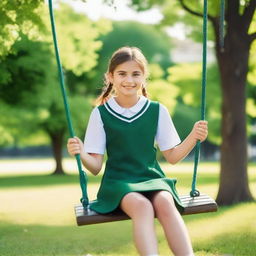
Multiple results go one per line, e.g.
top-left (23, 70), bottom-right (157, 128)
top-left (104, 99), bottom-right (149, 121)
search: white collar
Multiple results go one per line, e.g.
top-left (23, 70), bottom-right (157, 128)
top-left (107, 96), bottom-right (148, 115)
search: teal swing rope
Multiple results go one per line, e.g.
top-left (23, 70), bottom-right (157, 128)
top-left (48, 0), bottom-right (224, 203)
top-left (190, 0), bottom-right (225, 197)
top-left (190, 0), bottom-right (208, 197)
top-left (48, 0), bottom-right (89, 207)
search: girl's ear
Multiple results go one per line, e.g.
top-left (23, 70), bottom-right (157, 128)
top-left (106, 72), bottom-right (114, 84)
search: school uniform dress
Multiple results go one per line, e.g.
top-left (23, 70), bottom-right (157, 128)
top-left (84, 96), bottom-right (184, 214)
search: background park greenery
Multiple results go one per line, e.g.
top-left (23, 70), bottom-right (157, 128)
top-left (0, 0), bottom-right (256, 255)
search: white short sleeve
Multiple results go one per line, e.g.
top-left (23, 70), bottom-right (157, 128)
top-left (83, 107), bottom-right (106, 154)
top-left (155, 104), bottom-right (181, 151)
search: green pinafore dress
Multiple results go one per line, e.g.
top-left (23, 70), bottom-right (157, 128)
top-left (89, 100), bottom-right (184, 214)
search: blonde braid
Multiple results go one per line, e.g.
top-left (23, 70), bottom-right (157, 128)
top-left (95, 83), bottom-right (113, 105)
top-left (142, 87), bottom-right (148, 98)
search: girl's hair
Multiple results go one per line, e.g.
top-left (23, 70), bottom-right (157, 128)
top-left (95, 46), bottom-right (149, 105)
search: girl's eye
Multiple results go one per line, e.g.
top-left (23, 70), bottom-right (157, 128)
top-left (117, 72), bottom-right (141, 77)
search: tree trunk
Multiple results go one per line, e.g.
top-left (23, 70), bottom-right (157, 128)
top-left (49, 130), bottom-right (65, 175)
top-left (213, 19), bottom-right (254, 205)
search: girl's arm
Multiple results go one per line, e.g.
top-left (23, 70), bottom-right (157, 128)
top-left (162, 120), bottom-right (208, 165)
top-left (67, 137), bottom-right (104, 175)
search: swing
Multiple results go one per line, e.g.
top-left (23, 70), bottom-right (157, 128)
top-left (75, 194), bottom-right (217, 225)
top-left (48, 0), bottom-right (219, 226)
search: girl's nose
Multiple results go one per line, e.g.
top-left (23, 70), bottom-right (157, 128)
top-left (125, 75), bottom-right (133, 82)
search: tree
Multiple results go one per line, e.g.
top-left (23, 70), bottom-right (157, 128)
top-left (122, 0), bottom-right (256, 205)
top-left (0, 3), bottom-right (111, 174)
top-left (0, 35), bottom-right (53, 148)
top-left (147, 63), bottom-right (179, 114)
top-left (181, 0), bottom-right (255, 205)
top-left (39, 86), bottom-right (92, 175)
top-left (168, 63), bottom-right (222, 145)
top-left (41, 3), bottom-right (111, 174)
top-left (0, 0), bottom-right (44, 58)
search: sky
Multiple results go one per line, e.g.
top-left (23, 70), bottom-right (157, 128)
top-left (63, 0), bottom-right (162, 24)
top-left (62, 0), bottom-right (186, 40)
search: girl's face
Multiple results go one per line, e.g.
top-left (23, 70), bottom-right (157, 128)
top-left (108, 60), bottom-right (145, 97)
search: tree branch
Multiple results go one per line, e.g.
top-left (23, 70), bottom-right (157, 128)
top-left (177, 0), bottom-right (215, 22)
top-left (242, 0), bottom-right (256, 33)
top-left (178, 0), bottom-right (203, 18)
top-left (249, 32), bottom-right (256, 44)
top-left (226, 0), bottom-right (240, 23)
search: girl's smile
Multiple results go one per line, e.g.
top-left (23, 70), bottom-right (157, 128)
top-left (108, 60), bottom-right (145, 97)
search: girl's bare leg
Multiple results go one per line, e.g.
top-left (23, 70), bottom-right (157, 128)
top-left (151, 191), bottom-right (194, 256)
top-left (120, 192), bottom-right (158, 256)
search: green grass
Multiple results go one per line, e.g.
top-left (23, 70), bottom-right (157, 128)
top-left (0, 159), bottom-right (255, 256)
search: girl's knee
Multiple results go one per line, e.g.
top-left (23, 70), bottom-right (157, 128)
top-left (121, 192), bottom-right (154, 218)
top-left (152, 191), bottom-right (178, 217)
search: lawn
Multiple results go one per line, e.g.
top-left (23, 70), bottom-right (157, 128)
top-left (0, 158), bottom-right (255, 256)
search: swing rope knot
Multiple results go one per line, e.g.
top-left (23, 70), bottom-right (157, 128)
top-left (190, 189), bottom-right (200, 198)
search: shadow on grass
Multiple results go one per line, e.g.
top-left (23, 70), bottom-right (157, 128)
top-left (0, 220), bottom-right (134, 256)
top-left (0, 174), bottom-right (103, 188)
top-left (194, 229), bottom-right (256, 256)
top-left (171, 173), bottom-right (220, 186)
top-left (1, 171), bottom-right (255, 191)
top-left (183, 201), bottom-right (256, 225)
top-left (187, 203), bottom-right (256, 255)
top-left (0, 172), bottom-right (224, 189)
top-left (183, 203), bottom-right (239, 223)
top-left (1, 204), bottom-right (255, 256)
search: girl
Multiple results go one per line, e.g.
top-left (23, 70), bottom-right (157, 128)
top-left (67, 46), bottom-right (208, 256)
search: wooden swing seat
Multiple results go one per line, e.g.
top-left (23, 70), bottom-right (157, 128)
top-left (75, 194), bottom-right (217, 226)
